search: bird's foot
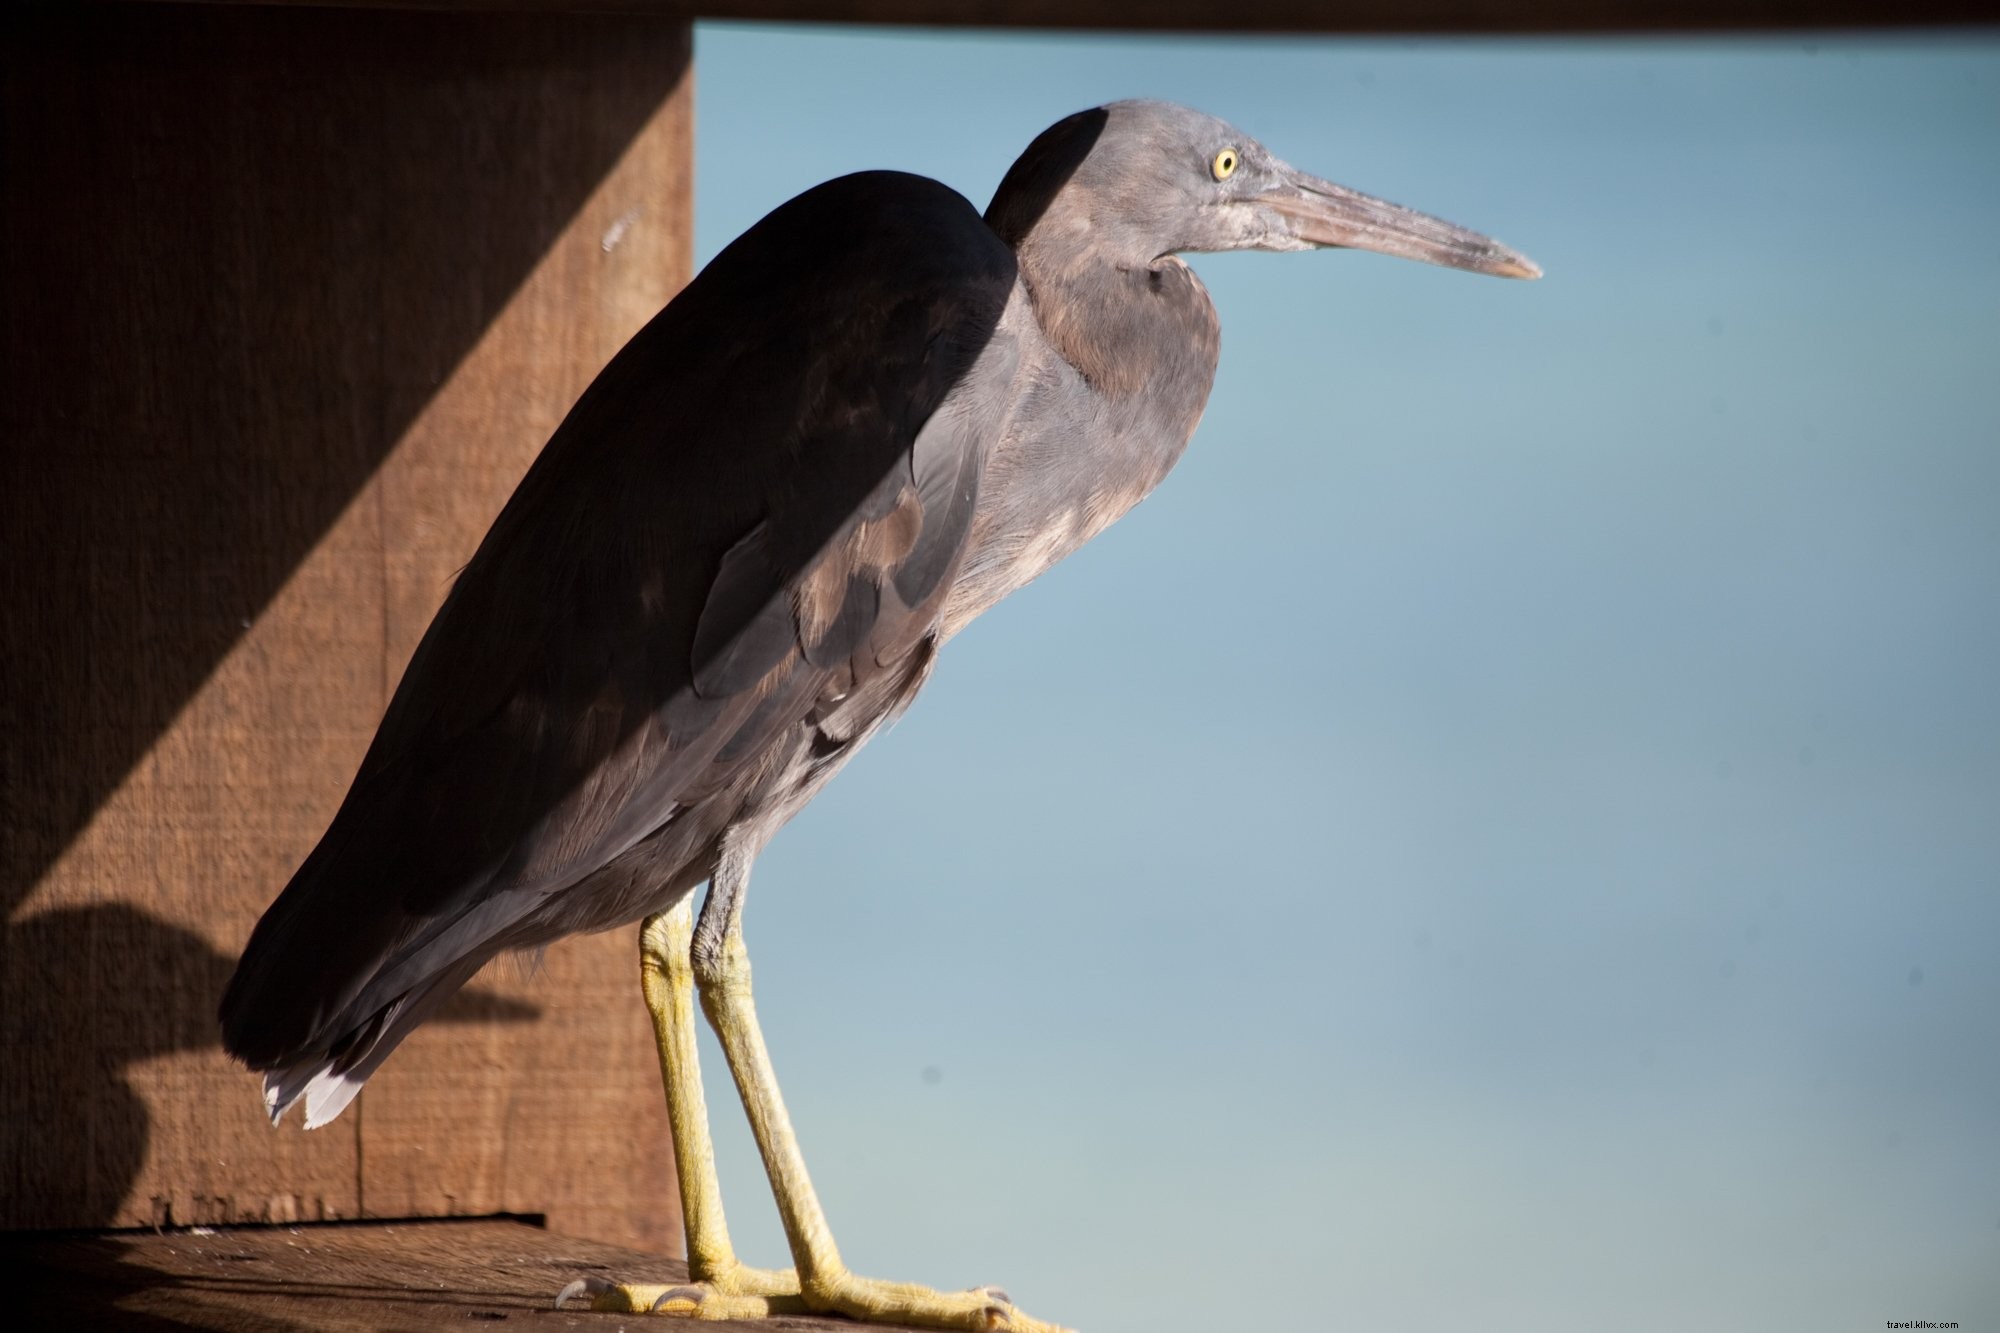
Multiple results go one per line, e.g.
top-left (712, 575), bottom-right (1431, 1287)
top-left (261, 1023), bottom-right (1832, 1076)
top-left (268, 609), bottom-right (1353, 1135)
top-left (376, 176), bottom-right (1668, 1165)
top-left (794, 1271), bottom-right (1068, 1332)
top-left (556, 1265), bottom-right (1070, 1330)
top-left (555, 1260), bottom-right (803, 1318)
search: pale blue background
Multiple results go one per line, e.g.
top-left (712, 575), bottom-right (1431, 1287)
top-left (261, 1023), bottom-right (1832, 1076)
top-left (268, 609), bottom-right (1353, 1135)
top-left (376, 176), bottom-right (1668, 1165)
top-left (682, 27), bottom-right (2000, 1332)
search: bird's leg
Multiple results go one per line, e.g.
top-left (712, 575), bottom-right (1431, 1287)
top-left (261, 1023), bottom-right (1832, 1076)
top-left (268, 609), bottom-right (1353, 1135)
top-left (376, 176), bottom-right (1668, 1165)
top-left (562, 835), bottom-right (1069, 1329)
top-left (675, 834), bottom-right (1071, 1333)
top-left (643, 897), bottom-right (802, 1301)
top-left (562, 894), bottom-right (805, 1318)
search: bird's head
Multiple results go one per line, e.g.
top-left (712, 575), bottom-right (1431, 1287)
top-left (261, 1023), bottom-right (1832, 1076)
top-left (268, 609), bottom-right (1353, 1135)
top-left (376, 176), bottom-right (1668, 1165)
top-left (988, 99), bottom-right (1539, 280)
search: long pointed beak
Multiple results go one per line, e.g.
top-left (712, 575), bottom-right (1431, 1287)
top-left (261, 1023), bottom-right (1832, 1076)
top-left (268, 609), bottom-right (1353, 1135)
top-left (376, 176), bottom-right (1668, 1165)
top-left (1265, 170), bottom-right (1540, 280)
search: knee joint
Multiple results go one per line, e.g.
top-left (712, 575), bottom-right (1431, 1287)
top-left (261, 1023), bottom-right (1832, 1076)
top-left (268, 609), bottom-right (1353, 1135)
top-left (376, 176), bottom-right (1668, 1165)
top-left (691, 931), bottom-right (751, 998)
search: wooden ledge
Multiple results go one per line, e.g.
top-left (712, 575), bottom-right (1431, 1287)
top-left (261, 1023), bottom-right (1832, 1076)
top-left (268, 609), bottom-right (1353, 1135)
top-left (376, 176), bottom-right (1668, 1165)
top-left (108, 0), bottom-right (2000, 33)
top-left (5, 1217), bottom-right (896, 1330)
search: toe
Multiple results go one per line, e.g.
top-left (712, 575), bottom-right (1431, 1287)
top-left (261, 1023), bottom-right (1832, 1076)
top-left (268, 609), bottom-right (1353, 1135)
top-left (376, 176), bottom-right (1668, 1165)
top-left (651, 1285), bottom-right (710, 1314)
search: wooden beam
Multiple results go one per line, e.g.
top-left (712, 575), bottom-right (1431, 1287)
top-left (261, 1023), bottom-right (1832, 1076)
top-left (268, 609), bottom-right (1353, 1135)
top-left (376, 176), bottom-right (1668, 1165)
top-left (2, 1), bottom-right (691, 1253)
top-left (110, 0), bottom-right (2000, 32)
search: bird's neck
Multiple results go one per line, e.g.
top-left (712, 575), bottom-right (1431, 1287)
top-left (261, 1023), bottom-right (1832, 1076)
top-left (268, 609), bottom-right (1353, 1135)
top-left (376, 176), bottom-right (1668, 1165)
top-left (938, 222), bottom-right (1221, 640)
top-left (1012, 222), bottom-right (1189, 400)
top-left (1005, 199), bottom-right (1222, 488)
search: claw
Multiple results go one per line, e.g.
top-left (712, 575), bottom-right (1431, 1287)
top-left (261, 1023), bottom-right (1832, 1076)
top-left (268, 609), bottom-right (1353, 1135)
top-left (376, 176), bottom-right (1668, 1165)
top-left (652, 1284), bottom-right (710, 1313)
top-left (554, 1276), bottom-right (612, 1309)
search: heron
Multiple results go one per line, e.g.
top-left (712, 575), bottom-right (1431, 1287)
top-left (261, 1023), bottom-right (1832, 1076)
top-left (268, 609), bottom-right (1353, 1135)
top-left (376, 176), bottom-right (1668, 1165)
top-left (220, 100), bottom-right (1537, 1331)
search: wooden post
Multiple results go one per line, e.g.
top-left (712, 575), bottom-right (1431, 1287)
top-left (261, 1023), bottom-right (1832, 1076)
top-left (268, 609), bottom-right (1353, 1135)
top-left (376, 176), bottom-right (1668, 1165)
top-left (0, 3), bottom-right (692, 1253)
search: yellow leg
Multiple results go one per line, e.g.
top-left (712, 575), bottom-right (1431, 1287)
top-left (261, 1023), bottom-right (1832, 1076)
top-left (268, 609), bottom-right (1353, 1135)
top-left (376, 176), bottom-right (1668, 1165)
top-left (695, 912), bottom-right (1067, 1332)
top-left (560, 840), bottom-right (1072, 1331)
top-left (559, 896), bottom-right (804, 1318)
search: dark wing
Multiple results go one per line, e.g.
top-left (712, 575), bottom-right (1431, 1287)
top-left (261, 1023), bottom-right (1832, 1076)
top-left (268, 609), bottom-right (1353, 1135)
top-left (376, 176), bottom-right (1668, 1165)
top-left (220, 171), bottom-right (1019, 1078)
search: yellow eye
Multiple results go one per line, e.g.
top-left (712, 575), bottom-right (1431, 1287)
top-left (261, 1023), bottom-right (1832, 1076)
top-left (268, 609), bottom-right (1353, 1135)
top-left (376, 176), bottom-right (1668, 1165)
top-left (1211, 147), bottom-right (1239, 181)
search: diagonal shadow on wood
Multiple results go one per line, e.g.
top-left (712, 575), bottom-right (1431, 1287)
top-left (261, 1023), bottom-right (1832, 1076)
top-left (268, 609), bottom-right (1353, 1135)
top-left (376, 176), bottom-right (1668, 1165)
top-left (0, 4), bottom-right (689, 1232)
top-left (0, 5), bottom-right (690, 921)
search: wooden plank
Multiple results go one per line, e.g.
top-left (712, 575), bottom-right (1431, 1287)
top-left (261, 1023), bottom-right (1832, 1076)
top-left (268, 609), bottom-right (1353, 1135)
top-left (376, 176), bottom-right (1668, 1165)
top-left (349, 21), bottom-right (693, 1256)
top-left (6, 1217), bottom-right (897, 1331)
top-left (0, 3), bottom-right (691, 1254)
top-left (113, 0), bottom-right (2000, 32)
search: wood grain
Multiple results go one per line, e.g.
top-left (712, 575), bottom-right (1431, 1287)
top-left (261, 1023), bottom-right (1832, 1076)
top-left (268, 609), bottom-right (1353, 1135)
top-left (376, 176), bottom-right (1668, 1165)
top-left (1, 3), bottom-right (691, 1253)
top-left (7, 1217), bottom-right (901, 1331)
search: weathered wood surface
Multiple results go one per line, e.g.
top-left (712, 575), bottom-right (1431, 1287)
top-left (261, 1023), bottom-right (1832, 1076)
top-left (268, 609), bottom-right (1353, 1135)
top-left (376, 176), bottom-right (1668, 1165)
top-left (115, 0), bottom-right (2000, 32)
top-left (6, 1217), bottom-right (898, 1331)
top-left (1, 4), bottom-right (691, 1250)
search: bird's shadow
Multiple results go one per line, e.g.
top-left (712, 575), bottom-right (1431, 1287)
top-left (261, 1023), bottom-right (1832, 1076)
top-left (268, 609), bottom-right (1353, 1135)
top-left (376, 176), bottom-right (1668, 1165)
top-left (0, 903), bottom-right (540, 1230)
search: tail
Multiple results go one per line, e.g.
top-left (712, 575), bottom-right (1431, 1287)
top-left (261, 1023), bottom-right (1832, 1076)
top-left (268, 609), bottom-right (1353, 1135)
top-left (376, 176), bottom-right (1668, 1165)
top-left (217, 801), bottom-right (523, 1129)
top-left (217, 743), bottom-right (551, 1129)
top-left (246, 953), bottom-right (489, 1128)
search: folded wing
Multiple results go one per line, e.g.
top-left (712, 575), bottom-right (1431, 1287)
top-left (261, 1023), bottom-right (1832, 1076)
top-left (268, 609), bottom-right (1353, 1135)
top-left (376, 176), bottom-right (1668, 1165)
top-left (219, 172), bottom-right (1021, 1123)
